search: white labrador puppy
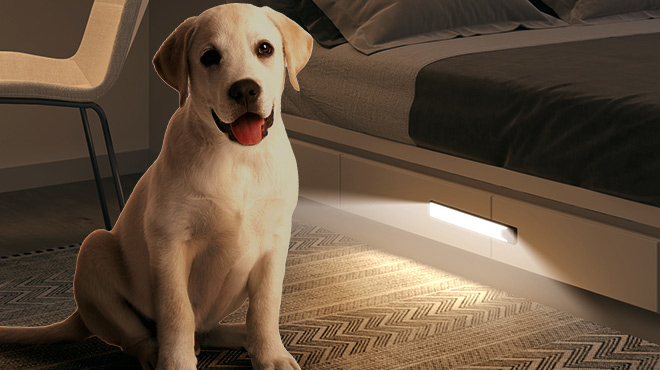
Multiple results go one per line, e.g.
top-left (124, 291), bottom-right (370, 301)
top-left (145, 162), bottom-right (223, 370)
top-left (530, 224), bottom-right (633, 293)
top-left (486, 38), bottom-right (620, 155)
top-left (0, 4), bottom-right (312, 370)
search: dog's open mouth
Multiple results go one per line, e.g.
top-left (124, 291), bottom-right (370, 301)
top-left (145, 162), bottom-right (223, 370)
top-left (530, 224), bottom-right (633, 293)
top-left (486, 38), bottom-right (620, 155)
top-left (212, 109), bottom-right (274, 146)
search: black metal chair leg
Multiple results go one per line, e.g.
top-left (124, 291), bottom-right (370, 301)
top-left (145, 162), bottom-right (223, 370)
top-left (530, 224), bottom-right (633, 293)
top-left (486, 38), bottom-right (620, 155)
top-left (0, 97), bottom-right (124, 230)
top-left (90, 103), bottom-right (126, 210)
top-left (80, 107), bottom-right (113, 231)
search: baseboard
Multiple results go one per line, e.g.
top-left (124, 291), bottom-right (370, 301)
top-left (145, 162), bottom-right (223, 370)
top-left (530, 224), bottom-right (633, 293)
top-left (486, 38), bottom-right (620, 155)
top-left (0, 149), bottom-right (150, 193)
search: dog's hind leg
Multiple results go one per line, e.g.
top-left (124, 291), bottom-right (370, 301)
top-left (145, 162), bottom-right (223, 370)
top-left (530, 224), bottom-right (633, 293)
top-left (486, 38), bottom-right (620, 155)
top-left (74, 230), bottom-right (159, 370)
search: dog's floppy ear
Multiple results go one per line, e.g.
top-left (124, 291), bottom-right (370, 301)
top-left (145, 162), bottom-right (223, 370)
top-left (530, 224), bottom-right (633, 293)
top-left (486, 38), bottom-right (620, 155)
top-left (153, 17), bottom-right (197, 107)
top-left (263, 7), bottom-right (313, 91)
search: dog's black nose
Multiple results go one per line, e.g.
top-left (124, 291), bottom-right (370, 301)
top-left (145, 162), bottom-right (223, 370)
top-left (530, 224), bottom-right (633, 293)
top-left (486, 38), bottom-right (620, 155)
top-left (228, 79), bottom-right (261, 106)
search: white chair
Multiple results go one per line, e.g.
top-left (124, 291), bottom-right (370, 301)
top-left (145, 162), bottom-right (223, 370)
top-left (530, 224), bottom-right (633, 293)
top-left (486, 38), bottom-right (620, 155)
top-left (0, 0), bottom-right (149, 230)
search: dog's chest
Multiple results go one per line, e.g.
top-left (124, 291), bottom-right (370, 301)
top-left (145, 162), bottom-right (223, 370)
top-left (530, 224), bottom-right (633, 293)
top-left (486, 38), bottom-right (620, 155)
top-left (185, 147), bottom-right (297, 327)
top-left (214, 148), bottom-right (297, 221)
top-left (187, 196), bottom-right (293, 329)
top-left (189, 150), bottom-right (297, 249)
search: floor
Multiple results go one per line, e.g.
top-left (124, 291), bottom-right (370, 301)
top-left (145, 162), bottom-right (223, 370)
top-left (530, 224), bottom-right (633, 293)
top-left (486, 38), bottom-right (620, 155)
top-left (1, 175), bottom-right (659, 345)
top-left (0, 173), bottom-right (141, 255)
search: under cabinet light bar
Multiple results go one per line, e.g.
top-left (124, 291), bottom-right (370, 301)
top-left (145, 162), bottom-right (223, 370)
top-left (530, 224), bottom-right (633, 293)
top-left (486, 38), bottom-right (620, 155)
top-left (429, 201), bottom-right (517, 244)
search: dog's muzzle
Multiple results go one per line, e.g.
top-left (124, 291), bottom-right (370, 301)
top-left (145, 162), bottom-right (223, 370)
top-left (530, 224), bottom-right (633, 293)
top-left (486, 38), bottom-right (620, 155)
top-left (212, 108), bottom-right (274, 145)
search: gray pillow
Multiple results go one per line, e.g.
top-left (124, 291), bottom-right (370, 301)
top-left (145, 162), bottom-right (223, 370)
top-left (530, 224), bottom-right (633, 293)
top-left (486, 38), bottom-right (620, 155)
top-left (223, 0), bottom-right (347, 47)
top-left (311, 0), bottom-right (566, 54)
top-left (222, 0), bottom-right (304, 26)
top-left (541, 0), bottom-right (660, 24)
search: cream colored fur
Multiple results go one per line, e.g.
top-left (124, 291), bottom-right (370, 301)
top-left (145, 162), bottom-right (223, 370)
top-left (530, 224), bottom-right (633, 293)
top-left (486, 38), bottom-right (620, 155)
top-left (0, 4), bottom-right (312, 370)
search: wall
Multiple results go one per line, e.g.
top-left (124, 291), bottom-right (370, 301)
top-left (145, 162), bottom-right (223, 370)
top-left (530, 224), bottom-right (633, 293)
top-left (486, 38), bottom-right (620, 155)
top-left (0, 0), bottom-right (150, 192)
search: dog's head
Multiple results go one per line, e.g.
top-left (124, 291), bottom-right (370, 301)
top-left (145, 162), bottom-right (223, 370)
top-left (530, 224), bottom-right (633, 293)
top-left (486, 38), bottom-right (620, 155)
top-left (153, 4), bottom-right (313, 146)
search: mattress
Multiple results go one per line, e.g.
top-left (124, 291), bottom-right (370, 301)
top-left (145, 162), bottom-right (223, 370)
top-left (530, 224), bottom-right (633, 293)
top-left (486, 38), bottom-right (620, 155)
top-left (282, 19), bottom-right (660, 207)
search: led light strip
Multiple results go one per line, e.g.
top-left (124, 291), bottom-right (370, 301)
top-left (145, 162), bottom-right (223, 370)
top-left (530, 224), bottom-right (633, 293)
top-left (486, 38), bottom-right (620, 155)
top-left (429, 201), bottom-right (517, 244)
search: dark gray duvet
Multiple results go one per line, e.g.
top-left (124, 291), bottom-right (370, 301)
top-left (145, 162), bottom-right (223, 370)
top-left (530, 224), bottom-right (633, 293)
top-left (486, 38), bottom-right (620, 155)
top-left (409, 33), bottom-right (660, 206)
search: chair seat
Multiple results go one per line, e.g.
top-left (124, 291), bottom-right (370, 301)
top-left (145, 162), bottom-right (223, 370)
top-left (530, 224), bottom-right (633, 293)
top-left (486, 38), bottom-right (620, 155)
top-left (0, 51), bottom-right (96, 101)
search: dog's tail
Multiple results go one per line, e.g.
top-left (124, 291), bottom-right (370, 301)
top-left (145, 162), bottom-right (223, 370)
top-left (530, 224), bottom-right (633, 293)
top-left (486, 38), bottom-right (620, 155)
top-left (0, 310), bottom-right (91, 344)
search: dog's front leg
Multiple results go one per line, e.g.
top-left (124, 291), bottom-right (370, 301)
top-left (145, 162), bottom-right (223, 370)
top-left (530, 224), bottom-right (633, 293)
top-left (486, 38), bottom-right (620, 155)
top-left (151, 241), bottom-right (198, 370)
top-left (246, 244), bottom-right (300, 370)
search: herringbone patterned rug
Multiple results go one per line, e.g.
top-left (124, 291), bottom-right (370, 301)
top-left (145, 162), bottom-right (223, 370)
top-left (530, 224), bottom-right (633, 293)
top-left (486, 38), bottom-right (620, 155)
top-left (1, 220), bottom-right (658, 369)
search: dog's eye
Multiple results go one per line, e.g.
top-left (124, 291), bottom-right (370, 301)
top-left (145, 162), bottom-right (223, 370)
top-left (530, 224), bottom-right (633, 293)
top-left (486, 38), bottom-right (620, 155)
top-left (257, 42), bottom-right (273, 57)
top-left (200, 49), bottom-right (221, 67)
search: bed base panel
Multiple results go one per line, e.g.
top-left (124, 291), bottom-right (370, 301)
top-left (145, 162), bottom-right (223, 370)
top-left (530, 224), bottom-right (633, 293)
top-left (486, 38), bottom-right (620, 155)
top-left (286, 114), bottom-right (660, 312)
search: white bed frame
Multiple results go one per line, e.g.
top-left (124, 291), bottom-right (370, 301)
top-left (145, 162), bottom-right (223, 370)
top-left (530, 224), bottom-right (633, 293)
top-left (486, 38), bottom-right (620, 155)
top-left (285, 113), bottom-right (660, 313)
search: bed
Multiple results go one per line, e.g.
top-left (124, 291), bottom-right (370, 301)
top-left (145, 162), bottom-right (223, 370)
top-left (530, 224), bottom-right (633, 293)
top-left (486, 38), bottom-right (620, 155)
top-left (231, 0), bottom-right (660, 313)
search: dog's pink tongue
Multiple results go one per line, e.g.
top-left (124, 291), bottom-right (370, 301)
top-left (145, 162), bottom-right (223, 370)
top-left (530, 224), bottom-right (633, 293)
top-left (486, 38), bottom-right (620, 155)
top-left (231, 113), bottom-right (264, 145)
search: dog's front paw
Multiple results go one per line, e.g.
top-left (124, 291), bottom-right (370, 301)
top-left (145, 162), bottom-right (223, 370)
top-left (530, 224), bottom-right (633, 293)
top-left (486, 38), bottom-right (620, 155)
top-left (250, 346), bottom-right (300, 370)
